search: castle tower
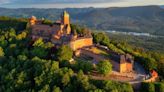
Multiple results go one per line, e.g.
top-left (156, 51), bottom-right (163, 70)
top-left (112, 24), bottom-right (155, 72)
top-left (61, 11), bottom-right (70, 25)
top-left (29, 16), bottom-right (37, 25)
top-left (61, 11), bottom-right (71, 34)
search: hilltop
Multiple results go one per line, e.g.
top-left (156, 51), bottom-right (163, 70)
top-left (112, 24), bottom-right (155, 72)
top-left (0, 5), bottom-right (164, 36)
top-left (0, 9), bottom-right (164, 92)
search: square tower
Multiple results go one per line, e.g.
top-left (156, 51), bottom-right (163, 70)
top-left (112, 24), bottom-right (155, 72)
top-left (61, 11), bottom-right (70, 25)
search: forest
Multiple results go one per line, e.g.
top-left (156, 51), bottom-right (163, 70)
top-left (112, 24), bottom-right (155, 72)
top-left (0, 16), bottom-right (164, 92)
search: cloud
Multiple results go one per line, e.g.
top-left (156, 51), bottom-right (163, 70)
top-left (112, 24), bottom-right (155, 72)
top-left (0, 0), bottom-right (120, 4)
top-left (0, 0), bottom-right (10, 4)
top-left (1, 0), bottom-right (164, 4)
top-left (0, 0), bottom-right (164, 8)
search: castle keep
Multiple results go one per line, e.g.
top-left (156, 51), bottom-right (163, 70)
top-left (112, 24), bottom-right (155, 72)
top-left (29, 11), bottom-right (93, 51)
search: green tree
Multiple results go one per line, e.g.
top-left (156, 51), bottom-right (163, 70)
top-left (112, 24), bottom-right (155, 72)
top-left (52, 86), bottom-right (61, 92)
top-left (20, 48), bottom-right (29, 56)
top-left (33, 38), bottom-right (44, 47)
top-left (17, 55), bottom-right (27, 61)
top-left (62, 73), bottom-right (70, 86)
top-left (57, 45), bottom-right (73, 61)
top-left (97, 60), bottom-right (112, 75)
top-left (77, 70), bottom-right (90, 91)
top-left (0, 36), bottom-right (8, 48)
top-left (103, 81), bottom-right (118, 92)
top-left (141, 82), bottom-right (155, 92)
top-left (158, 59), bottom-right (164, 78)
top-left (0, 47), bottom-right (4, 57)
top-left (121, 83), bottom-right (134, 92)
top-left (16, 31), bottom-right (27, 40)
top-left (89, 89), bottom-right (105, 92)
top-left (50, 62), bottom-right (59, 72)
top-left (44, 42), bottom-right (54, 49)
top-left (93, 32), bottom-right (110, 45)
top-left (9, 28), bottom-right (16, 37)
top-left (38, 84), bottom-right (50, 92)
top-left (31, 47), bottom-right (48, 58)
top-left (155, 83), bottom-right (164, 92)
top-left (15, 71), bottom-right (28, 90)
top-left (75, 60), bottom-right (93, 73)
top-left (143, 57), bottom-right (157, 71)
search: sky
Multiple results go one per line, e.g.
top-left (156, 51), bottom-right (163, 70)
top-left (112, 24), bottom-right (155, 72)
top-left (0, 0), bottom-right (164, 8)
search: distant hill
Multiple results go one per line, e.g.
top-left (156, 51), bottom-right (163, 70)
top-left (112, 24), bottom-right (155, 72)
top-left (160, 5), bottom-right (164, 9)
top-left (0, 5), bottom-right (164, 36)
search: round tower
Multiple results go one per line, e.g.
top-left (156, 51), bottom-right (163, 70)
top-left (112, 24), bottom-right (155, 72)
top-left (29, 16), bottom-right (37, 25)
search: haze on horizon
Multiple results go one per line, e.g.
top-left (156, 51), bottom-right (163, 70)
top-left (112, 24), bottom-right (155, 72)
top-left (0, 0), bottom-right (164, 8)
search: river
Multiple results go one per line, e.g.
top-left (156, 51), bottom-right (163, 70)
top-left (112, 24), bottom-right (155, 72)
top-left (106, 30), bottom-right (164, 38)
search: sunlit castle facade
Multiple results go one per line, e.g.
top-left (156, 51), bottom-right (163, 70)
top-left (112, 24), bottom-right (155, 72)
top-left (29, 11), bottom-right (93, 51)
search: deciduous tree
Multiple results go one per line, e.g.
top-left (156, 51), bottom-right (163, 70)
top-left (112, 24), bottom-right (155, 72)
top-left (97, 60), bottom-right (112, 75)
top-left (57, 45), bottom-right (73, 61)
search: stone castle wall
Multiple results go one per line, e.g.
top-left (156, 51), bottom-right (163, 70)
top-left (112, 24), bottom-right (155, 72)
top-left (70, 37), bottom-right (93, 51)
top-left (119, 63), bottom-right (133, 73)
top-left (126, 63), bottom-right (133, 72)
top-left (119, 63), bottom-right (127, 73)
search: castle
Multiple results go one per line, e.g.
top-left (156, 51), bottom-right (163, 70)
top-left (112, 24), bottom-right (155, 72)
top-left (29, 11), bottom-right (134, 73)
top-left (29, 11), bottom-right (93, 51)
